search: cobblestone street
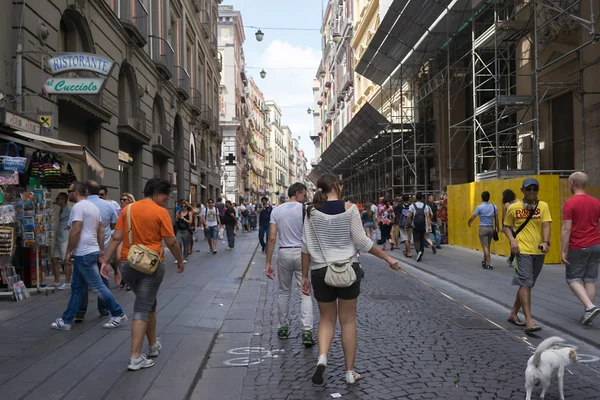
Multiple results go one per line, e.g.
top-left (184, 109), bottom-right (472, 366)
top-left (195, 247), bottom-right (600, 400)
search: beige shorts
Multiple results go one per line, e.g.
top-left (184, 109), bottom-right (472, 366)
top-left (399, 227), bottom-right (412, 243)
top-left (479, 226), bottom-right (495, 248)
top-left (52, 240), bottom-right (68, 260)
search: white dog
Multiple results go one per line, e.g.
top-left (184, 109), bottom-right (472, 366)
top-left (525, 336), bottom-right (577, 400)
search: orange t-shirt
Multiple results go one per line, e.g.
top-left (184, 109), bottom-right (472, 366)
top-left (116, 199), bottom-right (175, 261)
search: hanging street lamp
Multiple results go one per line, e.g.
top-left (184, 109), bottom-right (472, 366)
top-left (332, 32), bottom-right (342, 44)
top-left (255, 29), bottom-right (264, 42)
top-left (307, 107), bottom-right (313, 115)
top-left (260, 69), bottom-right (267, 79)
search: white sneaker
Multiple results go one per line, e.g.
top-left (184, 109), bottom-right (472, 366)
top-left (212, 249), bottom-right (217, 254)
top-left (207, 249), bottom-right (213, 254)
top-left (416, 252), bottom-right (423, 262)
top-left (346, 370), bottom-right (361, 385)
top-left (183, 259), bottom-right (187, 263)
top-left (57, 283), bottom-right (70, 290)
top-left (148, 339), bottom-right (162, 357)
top-left (51, 318), bottom-right (72, 331)
top-left (103, 314), bottom-right (128, 329)
top-left (127, 354), bottom-right (155, 371)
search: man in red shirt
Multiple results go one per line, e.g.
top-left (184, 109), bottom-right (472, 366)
top-left (561, 171), bottom-right (600, 325)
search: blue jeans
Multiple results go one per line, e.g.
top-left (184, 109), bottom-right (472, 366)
top-left (61, 252), bottom-right (124, 324)
top-left (258, 224), bottom-right (270, 250)
top-left (431, 222), bottom-right (442, 247)
top-left (77, 262), bottom-right (110, 316)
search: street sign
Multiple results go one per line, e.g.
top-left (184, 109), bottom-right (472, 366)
top-left (48, 53), bottom-right (114, 76)
top-left (39, 115), bottom-right (51, 127)
top-left (43, 77), bottom-right (105, 95)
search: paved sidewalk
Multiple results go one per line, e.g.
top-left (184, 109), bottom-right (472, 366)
top-left (390, 244), bottom-right (600, 348)
top-left (0, 232), bottom-right (258, 400)
top-left (193, 248), bottom-right (600, 400)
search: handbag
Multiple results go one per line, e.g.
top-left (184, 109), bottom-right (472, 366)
top-left (0, 142), bottom-right (27, 173)
top-left (29, 150), bottom-right (43, 177)
top-left (309, 217), bottom-right (356, 288)
top-left (125, 205), bottom-right (163, 275)
top-left (493, 204), bottom-right (499, 241)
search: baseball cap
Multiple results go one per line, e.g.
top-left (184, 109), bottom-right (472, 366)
top-left (522, 178), bottom-right (540, 188)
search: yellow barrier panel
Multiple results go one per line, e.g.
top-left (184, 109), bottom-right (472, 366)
top-left (448, 175), bottom-right (565, 264)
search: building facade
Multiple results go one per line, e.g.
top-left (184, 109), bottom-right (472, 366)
top-left (218, 5), bottom-right (248, 203)
top-left (2, 0), bottom-right (222, 204)
top-left (247, 78), bottom-right (267, 203)
top-left (265, 101), bottom-right (287, 204)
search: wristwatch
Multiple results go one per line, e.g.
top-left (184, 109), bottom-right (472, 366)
top-left (543, 240), bottom-right (550, 246)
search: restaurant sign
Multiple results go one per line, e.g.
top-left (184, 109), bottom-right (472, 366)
top-left (43, 78), bottom-right (104, 95)
top-left (48, 53), bottom-right (114, 76)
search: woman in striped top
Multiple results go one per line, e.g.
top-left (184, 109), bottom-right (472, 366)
top-left (301, 174), bottom-right (401, 385)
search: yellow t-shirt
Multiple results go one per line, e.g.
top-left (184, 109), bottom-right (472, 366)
top-left (504, 201), bottom-right (552, 255)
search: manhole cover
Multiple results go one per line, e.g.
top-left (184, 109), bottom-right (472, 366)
top-left (369, 295), bottom-right (411, 301)
top-left (450, 317), bottom-right (500, 330)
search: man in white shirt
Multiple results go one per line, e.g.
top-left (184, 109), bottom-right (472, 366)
top-left (408, 193), bottom-right (432, 262)
top-left (51, 192), bottom-right (71, 289)
top-left (201, 198), bottom-right (221, 254)
top-left (265, 183), bottom-right (315, 346)
top-left (99, 185), bottom-right (121, 214)
top-left (51, 181), bottom-right (127, 331)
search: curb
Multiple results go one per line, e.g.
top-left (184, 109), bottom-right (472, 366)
top-left (392, 251), bottom-right (600, 349)
top-left (184, 242), bottom-right (260, 400)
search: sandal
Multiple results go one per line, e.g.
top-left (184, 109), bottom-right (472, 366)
top-left (507, 317), bottom-right (526, 327)
top-left (346, 370), bottom-right (361, 385)
top-left (525, 325), bottom-right (542, 334)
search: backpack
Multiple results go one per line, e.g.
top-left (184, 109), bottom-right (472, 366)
top-left (216, 202), bottom-right (225, 217)
top-left (413, 203), bottom-right (427, 231)
top-left (399, 204), bottom-right (410, 228)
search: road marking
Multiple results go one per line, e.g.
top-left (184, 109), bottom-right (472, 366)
top-left (223, 347), bottom-right (284, 366)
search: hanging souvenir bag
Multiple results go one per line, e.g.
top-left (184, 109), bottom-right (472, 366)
top-left (41, 153), bottom-right (62, 188)
top-left (0, 142), bottom-right (27, 173)
top-left (59, 163), bottom-right (77, 187)
top-left (29, 150), bottom-right (43, 178)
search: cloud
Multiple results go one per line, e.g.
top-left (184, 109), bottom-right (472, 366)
top-left (253, 40), bottom-right (320, 161)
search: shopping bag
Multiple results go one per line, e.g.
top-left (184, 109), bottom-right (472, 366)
top-left (218, 227), bottom-right (224, 240)
top-left (1, 142), bottom-right (27, 173)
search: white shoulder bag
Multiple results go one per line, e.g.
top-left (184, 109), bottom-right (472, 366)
top-left (309, 216), bottom-right (356, 288)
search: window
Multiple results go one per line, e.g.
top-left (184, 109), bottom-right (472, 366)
top-left (189, 132), bottom-right (197, 165)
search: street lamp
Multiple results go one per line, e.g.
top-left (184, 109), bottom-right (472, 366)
top-left (255, 29), bottom-right (264, 42)
top-left (332, 32), bottom-right (342, 43)
top-left (260, 69), bottom-right (266, 79)
top-left (306, 107), bottom-right (313, 115)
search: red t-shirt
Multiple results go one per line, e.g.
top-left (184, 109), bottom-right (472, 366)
top-left (563, 194), bottom-right (600, 250)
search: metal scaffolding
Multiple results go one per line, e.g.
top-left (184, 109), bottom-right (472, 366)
top-left (312, 0), bottom-right (598, 200)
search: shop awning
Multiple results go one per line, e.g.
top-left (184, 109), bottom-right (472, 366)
top-left (314, 102), bottom-right (388, 176)
top-left (0, 130), bottom-right (105, 178)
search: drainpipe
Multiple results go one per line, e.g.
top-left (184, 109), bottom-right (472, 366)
top-left (16, 43), bottom-right (22, 112)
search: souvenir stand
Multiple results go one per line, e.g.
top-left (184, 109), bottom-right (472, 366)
top-left (0, 131), bottom-right (104, 300)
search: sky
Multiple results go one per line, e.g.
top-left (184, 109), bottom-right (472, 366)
top-left (225, 0), bottom-right (324, 162)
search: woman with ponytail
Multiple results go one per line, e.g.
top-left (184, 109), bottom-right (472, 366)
top-left (301, 174), bottom-right (401, 385)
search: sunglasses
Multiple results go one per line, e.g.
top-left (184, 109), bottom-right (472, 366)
top-left (68, 189), bottom-right (76, 193)
top-left (524, 186), bottom-right (539, 192)
top-left (120, 198), bottom-right (130, 202)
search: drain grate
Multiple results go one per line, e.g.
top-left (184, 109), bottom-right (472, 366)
top-left (369, 294), bottom-right (411, 301)
top-left (450, 317), bottom-right (501, 330)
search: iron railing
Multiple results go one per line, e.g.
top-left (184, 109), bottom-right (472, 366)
top-left (118, 0), bottom-right (148, 40)
top-left (149, 36), bottom-right (174, 78)
top-left (172, 66), bottom-right (190, 93)
top-left (190, 88), bottom-right (202, 113)
top-left (200, 105), bottom-right (213, 125)
top-left (156, 128), bottom-right (173, 151)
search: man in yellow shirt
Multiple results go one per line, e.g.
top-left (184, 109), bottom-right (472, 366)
top-left (503, 178), bottom-right (552, 334)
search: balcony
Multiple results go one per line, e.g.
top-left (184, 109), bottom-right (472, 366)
top-left (323, 113), bottom-right (333, 124)
top-left (200, 11), bottom-right (210, 39)
top-left (149, 36), bottom-right (174, 81)
top-left (189, 88), bottom-right (202, 116)
top-left (216, 52), bottom-right (223, 71)
top-left (119, 0), bottom-right (148, 47)
top-left (210, 117), bottom-right (220, 136)
top-left (118, 102), bottom-right (149, 143)
top-left (210, 31), bottom-right (218, 56)
top-left (172, 66), bottom-right (190, 101)
top-left (152, 128), bottom-right (175, 159)
top-left (200, 105), bottom-right (213, 129)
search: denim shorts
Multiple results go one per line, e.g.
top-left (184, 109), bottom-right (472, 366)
top-left (206, 225), bottom-right (219, 240)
